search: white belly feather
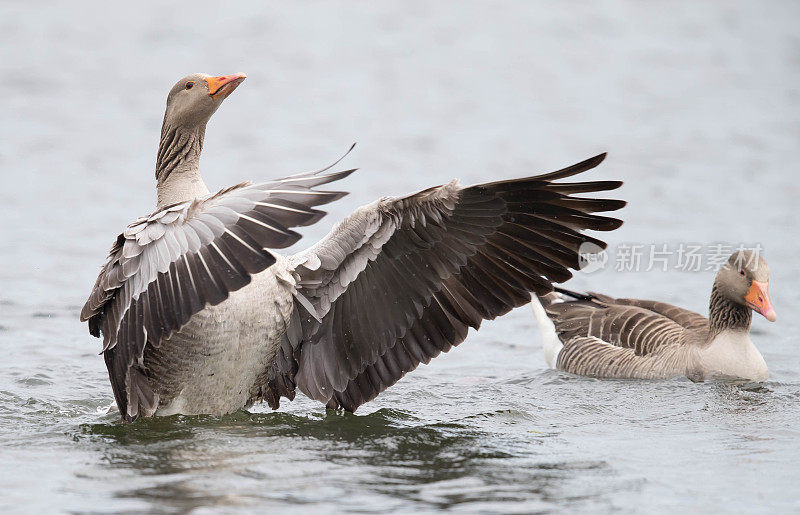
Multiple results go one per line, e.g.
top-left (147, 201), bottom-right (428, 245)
top-left (153, 255), bottom-right (296, 416)
top-left (694, 330), bottom-right (769, 382)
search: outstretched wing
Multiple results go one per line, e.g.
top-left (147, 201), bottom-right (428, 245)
top-left (273, 153), bottom-right (625, 411)
top-left (541, 290), bottom-right (707, 378)
top-left (81, 166), bottom-right (354, 421)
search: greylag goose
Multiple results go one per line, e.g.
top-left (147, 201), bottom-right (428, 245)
top-left (532, 251), bottom-right (776, 382)
top-left (81, 72), bottom-right (626, 422)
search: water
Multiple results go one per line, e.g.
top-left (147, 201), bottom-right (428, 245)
top-left (1, 1), bottom-right (799, 512)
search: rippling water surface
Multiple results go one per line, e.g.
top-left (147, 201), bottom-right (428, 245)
top-left (1, 2), bottom-right (799, 512)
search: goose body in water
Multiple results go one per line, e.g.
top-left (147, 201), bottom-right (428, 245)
top-left (532, 251), bottom-right (776, 382)
top-left (81, 72), bottom-right (626, 422)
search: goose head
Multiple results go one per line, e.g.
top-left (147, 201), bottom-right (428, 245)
top-left (155, 72), bottom-right (247, 203)
top-left (714, 251), bottom-right (776, 322)
top-left (162, 72), bottom-right (247, 129)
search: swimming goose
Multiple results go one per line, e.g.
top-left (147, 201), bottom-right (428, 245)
top-left (81, 72), bottom-right (626, 422)
top-left (532, 251), bottom-right (776, 382)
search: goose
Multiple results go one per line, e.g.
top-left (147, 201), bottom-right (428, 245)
top-left (80, 72), bottom-right (626, 422)
top-left (531, 251), bottom-right (776, 382)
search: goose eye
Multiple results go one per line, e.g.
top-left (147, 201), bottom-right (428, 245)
top-left (739, 269), bottom-right (746, 276)
top-left (185, 81), bottom-right (195, 90)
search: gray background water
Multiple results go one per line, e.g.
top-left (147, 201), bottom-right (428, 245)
top-left (1, 1), bottom-right (799, 513)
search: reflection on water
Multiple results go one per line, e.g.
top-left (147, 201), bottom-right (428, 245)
top-left (75, 408), bottom-right (600, 511)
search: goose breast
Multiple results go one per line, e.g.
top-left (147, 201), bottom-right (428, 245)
top-left (145, 256), bottom-right (296, 416)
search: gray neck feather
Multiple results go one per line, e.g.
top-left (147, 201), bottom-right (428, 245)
top-left (708, 283), bottom-right (751, 337)
top-left (155, 121), bottom-right (209, 208)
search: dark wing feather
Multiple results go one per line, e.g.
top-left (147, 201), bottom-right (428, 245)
top-left (267, 153), bottom-right (625, 411)
top-left (81, 168), bottom-right (354, 421)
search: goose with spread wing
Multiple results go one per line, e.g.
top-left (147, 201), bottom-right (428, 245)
top-left (81, 72), bottom-right (626, 422)
top-left (532, 251), bottom-right (776, 382)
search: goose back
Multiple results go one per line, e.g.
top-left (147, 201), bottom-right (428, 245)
top-left (541, 291), bottom-right (710, 379)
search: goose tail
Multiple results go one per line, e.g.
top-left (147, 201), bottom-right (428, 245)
top-left (531, 293), bottom-right (564, 369)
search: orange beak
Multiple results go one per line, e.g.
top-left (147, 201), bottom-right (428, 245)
top-left (205, 72), bottom-right (247, 100)
top-left (745, 280), bottom-right (777, 322)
